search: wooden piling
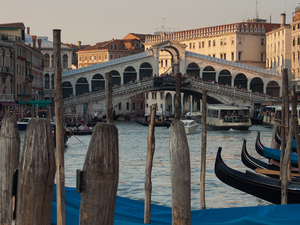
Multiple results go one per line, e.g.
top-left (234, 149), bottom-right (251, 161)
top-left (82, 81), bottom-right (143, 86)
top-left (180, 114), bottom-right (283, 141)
top-left (169, 72), bottom-right (191, 224)
top-left (169, 120), bottom-right (191, 224)
top-left (175, 73), bottom-right (181, 120)
top-left (144, 104), bottom-right (156, 224)
top-left (105, 72), bottom-right (113, 124)
top-left (15, 118), bottom-right (56, 225)
top-left (200, 90), bottom-right (207, 209)
top-left (79, 123), bottom-right (119, 225)
top-left (53, 29), bottom-right (66, 225)
top-left (0, 115), bottom-right (20, 224)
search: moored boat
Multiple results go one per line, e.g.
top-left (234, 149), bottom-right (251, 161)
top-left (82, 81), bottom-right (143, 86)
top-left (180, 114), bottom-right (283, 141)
top-left (207, 104), bottom-right (252, 130)
top-left (255, 132), bottom-right (298, 167)
top-left (215, 146), bottom-right (300, 204)
top-left (181, 119), bottom-right (198, 134)
top-left (18, 117), bottom-right (55, 130)
top-left (275, 128), bottom-right (297, 152)
top-left (135, 118), bottom-right (166, 127)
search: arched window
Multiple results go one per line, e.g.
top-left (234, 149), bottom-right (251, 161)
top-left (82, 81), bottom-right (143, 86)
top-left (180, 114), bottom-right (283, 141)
top-left (63, 54), bottom-right (68, 68)
top-left (45, 74), bottom-right (50, 89)
top-left (51, 74), bottom-right (54, 89)
top-left (44, 54), bottom-right (50, 68)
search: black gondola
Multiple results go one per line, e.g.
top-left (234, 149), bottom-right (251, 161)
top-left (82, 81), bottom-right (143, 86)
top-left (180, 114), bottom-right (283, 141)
top-left (215, 146), bottom-right (300, 204)
top-left (67, 129), bottom-right (93, 136)
top-left (255, 131), bottom-right (298, 167)
top-left (275, 129), bottom-right (297, 152)
top-left (241, 139), bottom-right (280, 173)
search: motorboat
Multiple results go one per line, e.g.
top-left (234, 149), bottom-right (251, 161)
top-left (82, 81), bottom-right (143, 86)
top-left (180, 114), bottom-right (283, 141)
top-left (181, 119), bottom-right (198, 134)
top-left (206, 104), bottom-right (252, 130)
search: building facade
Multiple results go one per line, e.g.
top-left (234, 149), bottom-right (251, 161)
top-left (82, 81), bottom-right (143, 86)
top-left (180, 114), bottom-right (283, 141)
top-left (265, 13), bottom-right (292, 78)
top-left (291, 6), bottom-right (300, 85)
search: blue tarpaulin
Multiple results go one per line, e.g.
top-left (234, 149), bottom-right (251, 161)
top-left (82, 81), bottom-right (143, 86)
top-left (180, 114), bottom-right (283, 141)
top-left (51, 186), bottom-right (300, 225)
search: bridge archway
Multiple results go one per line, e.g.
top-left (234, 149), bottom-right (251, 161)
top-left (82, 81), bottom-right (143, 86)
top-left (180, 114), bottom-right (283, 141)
top-left (187, 62), bottom-right (200, 78)
top-left (266, 81), bottom-right (280, 97)
top-left (92, 74), bottom-right (105, 92)
top-left (76, 77), bottom-right (89, 96)
top-left (139, 62), bottom-right (153, 80)
top-left (203, 66), bottom-right (216, 82)
top-left (165, 92), bottom-right (172, 114)
top-left (250, 77), bottom-right (263, 93)
top-left (62, 81), bottom-right (73, 99)
top-left (234, 73), bottom-right (247, 89)
top-left (123, 66), bottom-right (137, 84)
top-left (110, 70), bottom-right (121, 86)
top-left (218, 69), bottom-right (232, 86)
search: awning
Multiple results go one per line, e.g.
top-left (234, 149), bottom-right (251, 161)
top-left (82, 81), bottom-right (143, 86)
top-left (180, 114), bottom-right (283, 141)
top-left (29, 100), bottom-right (52, 107)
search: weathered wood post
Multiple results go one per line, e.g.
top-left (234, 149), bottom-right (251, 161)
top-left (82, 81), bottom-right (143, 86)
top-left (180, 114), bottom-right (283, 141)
top-left (53, 29), bottom-right (66, 225)
top-left (105, 72), bottom-right (113, 124)
top-left (144, 104), bottom-right (156, 224)
top-left (0, 115), bottom-right (20, 224)
top-left (15, 118), bottom-right (56, 224)
top-left (79, 71), bottom-right (118, 224)
top-left (200, 90), bottom-right (207, 209)
top-left (169, 73), bottom-right (191, 224)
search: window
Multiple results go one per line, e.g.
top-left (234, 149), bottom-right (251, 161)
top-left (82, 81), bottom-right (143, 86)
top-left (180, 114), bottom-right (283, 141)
top-left (85, 56), bottom-right (87, 61)
top-left (202, 41), bottom-right (204, 47)
top-left (44, 54), bottom-right (50, 68)
top-left (110, 55), bottom-right (114, 60)
top-left (99, 55), bottom-right (101, 60)
top-left (238, 52), bottom-right (242, 61)
top-left (152, 92), bottom-right (156, 99)
top-left (118, 54), bottom-right (122, 58)
top-left (224, 54), bottom-right (226, 60)
top-left (79, 56), bottom-right (82, 62)
top-left (63, 54), bottom-right (68, 68)
top-left (132, 102), bottom-right (136, 110)
top-left (89, 56), bottom-right (92, 60)
top-left (213, 40), bottom-right (215, 46)
top-left (189, 43), bottom-right (192, 49)
top-left (193, 42), bottom-right (195, 49)
top-left (140, 102), bottom-right (143, 110)
top-left (208, 40), bottom-right (211, 47)
top-left (160, 92), bottom-right (163, 99)
top-left (261, 38), bottom-right (264, 45)
top-left (165, 60), bottom-right (168, 67)
top-left (199, 42), bottom-right (201, 48)
top-left (261, 53), bottom-right (264, 62)
top-left (105, 55), bottom-right (107, 60)
top-left (94, 55), bottom-right (96, 60)
top-left (146, 93), bottom-right (148, 99)
top-left (126, 102), bottom-right (130, 110)
top-left (110, 44), bottom-right (113, 49)
top-left (114, 44), bottom-right (117, 49)
top-left (119, 103), bottom-right (121, 110)
top-left (231, 52), bottom-right (234, 61)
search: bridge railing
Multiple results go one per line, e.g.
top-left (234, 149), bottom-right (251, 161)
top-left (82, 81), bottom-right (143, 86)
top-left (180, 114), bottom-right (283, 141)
top-left (63, 79), bottom-right (153, 106)
top-left (188, 78), bottom-right (279, 101)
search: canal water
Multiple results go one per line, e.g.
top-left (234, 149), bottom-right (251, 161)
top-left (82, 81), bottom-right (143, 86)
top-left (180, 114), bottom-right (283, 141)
top-left (21, 121), bottom-right (273, 210)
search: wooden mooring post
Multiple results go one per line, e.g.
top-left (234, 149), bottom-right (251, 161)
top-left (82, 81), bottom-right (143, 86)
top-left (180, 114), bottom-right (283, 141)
top-left (53, 29), bottom-right (66, 225)
top-left (78, 70), bottom-right (119, 225)
top-left (169, 73), bottom-right (191, 224)
top-left (0, 115), bottom-right (20, 224)
top-left (144, 104), bottom-right (156, 224)
top-left (200, 90), bottom-right (207, 209)
top-left (15, 118), bottom-right (56, 224)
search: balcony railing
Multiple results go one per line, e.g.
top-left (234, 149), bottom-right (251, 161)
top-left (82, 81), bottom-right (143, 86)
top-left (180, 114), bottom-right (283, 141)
top-left (0, 66), bottom-right (12, 74)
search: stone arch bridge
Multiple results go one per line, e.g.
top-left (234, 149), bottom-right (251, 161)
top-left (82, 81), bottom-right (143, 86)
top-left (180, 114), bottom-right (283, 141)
top-left (62, 41), bottom-right (281, 115)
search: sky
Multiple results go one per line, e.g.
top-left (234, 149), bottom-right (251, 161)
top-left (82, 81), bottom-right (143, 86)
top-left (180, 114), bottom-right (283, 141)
top-left (2, 0), bottom-right (300, 46)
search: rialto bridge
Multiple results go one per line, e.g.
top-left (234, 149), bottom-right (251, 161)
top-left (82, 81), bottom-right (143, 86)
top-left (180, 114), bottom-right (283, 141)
top-left (62, 41), bottom-right (281, 116)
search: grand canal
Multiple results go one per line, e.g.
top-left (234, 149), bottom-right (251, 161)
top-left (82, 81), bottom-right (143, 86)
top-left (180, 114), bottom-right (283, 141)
top-left (21, 121), bottom-right (273, 210)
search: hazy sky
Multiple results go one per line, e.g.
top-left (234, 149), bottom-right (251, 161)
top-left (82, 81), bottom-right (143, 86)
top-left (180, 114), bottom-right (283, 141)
top-left (3, 0), bottom-right (300, 45)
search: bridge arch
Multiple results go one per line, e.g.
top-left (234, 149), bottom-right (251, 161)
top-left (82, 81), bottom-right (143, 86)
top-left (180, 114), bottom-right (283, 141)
top-left (218, 69), bottom-right (232, 86)
top-left (187, 62), bottom-right (200, 78)
top-left (92, 73), bottom-right (105, 92)
top-left (234, 73), bottom-right (247, 89)
top-left (62, 81), bottom-right (73, 99)
top-left (266, 81), bottom-right (280, 97)
top-left (203, 66), bottom-right (216, 82)
top-left (250, 77), bottom-right (263, 93)
top-left (139, 62), bottom-right (153, 80)
top-left (110, 70), bottom-right (121, 86)
top-left (123, 66), bottom-right (137, 84)
top-left (76, 77), bottom-right (89, 96)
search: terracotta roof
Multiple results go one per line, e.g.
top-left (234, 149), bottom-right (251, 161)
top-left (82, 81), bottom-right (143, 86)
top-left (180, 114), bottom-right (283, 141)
top-left (79, 39), bottom-right (124, 52)
top-left (0, 22), bottom-right (25, 29)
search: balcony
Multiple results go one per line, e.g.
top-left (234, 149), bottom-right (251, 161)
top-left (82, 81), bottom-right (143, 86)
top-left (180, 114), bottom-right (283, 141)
top-left (25, 74), bottom-right (34, 83)
top-left (0, 66), bottom-right (12, 74)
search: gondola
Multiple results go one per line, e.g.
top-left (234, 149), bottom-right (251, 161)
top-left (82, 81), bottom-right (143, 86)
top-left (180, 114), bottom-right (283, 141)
top-left (215, 146), bottom-right (300, 204)
top-left (66, 129), bottom-right (93, 136)
top-left (135, 118), bottom-right (166, 127)
top-left (275, 129), bottom-right (297, 152)
top-left (255, 131), bottom-right (299, 167)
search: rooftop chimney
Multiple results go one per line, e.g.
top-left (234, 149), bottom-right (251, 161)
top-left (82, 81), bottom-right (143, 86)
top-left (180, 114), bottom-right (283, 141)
top-left (32, 35), bottom-right (37, 49)
top-left (27, 27), bottom-right (30, 34)
top-left (281, 13), bottom-right (286, 27)
top-left (78, 41), bottom-right (81, 49)
top-left (37, 39), bottom-right (42, 52)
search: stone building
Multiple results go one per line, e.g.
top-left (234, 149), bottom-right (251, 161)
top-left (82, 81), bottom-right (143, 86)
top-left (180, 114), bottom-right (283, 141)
top-left (291, 6), bottom-right (300, 85)
top-left (0, 23), bottom-right (44, 111)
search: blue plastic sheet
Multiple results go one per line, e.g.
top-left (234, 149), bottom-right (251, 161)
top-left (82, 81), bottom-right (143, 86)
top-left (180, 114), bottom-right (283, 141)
top-left (51, 186), bottom-right (300, 225)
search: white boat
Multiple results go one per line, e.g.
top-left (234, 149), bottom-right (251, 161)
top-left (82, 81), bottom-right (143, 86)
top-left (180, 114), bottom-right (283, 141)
top-left (206, 104), bottom-right (252, 130)
top-left (17, 117), bottom-right (55, 131)
top-left (181, 119), bottom-right (198, 134)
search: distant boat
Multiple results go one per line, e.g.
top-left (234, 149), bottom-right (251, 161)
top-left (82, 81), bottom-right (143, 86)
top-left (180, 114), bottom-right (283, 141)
top-left (17, 117), bottom-right (55, 131)
top-left (181, 119), bottom-right (198, 134)
top-left (206, 104), bottom-right (252, 130)
top-left (135, 118), bottom-right (166, 127)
